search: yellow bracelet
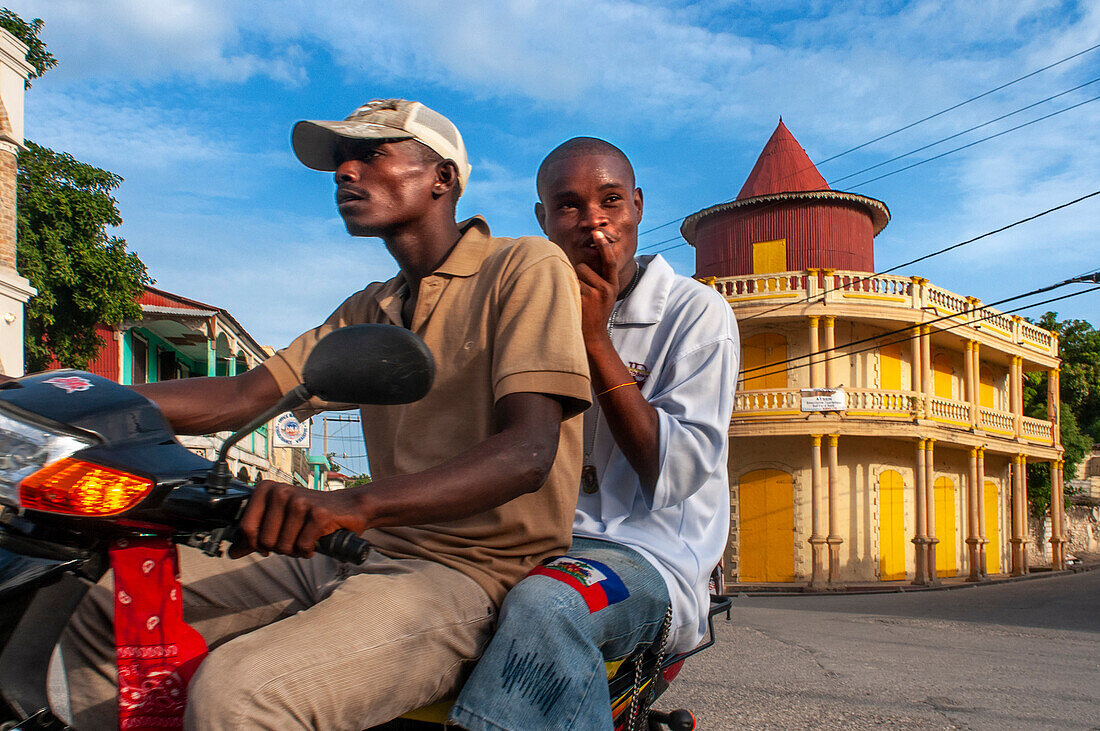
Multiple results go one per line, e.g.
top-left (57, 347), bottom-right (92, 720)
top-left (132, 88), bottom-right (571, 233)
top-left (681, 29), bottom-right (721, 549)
top-left (596, 381), bottom-right (638, 397)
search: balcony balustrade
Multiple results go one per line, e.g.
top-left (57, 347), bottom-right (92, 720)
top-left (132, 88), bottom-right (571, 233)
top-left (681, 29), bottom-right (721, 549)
top-left (732, 387), bottom-right (1055, 445)
top-left (702, 269), bottom-right (1057, 357)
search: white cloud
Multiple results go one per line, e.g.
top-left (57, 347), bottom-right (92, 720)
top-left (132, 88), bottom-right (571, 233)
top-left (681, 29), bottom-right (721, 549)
top-left (8, 0), bottom-right (306, 85)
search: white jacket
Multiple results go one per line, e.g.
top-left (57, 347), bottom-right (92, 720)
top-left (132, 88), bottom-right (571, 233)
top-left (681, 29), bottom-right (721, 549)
top-left (573, 254), bottom-right (739, 653)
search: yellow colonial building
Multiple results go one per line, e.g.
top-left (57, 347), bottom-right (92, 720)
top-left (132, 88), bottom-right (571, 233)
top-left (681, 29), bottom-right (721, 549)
top-left (683, 122), bottom-right (1068, 587)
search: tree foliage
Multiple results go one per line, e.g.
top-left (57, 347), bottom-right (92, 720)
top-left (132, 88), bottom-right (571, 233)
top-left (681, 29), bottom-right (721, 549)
top-left (17, 142), bottom-right (151, 371)
top-left (1023, 312), bottom-right (1099, 515)
top-left (0, 9), bottom-right (57, 87)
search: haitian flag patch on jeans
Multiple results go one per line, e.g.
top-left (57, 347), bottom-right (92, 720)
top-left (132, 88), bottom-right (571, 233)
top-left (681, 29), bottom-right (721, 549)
top-left (529, 557), bottom-right (629, 613)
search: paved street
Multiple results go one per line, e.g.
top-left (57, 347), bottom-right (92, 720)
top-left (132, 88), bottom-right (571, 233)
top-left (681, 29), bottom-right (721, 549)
top-left (659, 570), bottom-right (1100, 729)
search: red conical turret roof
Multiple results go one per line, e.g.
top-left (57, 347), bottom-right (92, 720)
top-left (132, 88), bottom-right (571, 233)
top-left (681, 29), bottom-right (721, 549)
top-left (736, 120), bottom-right (829, 200)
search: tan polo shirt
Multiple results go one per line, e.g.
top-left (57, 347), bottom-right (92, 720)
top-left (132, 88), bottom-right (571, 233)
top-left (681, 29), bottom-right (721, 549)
top-left (262, 217), bottom-right (590, 603)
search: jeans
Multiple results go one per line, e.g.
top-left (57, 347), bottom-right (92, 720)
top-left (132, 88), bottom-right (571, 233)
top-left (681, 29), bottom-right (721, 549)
top-left (449, 537), bottom-right (670, 731)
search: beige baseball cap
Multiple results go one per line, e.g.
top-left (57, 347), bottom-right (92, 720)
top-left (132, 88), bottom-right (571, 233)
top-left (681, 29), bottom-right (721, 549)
top-left (292, 99), bottom-right (472, 194)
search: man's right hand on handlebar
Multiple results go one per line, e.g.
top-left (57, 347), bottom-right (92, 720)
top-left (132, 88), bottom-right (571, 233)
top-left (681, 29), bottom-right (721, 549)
top-left (231, 480), bottom-right (369, 559)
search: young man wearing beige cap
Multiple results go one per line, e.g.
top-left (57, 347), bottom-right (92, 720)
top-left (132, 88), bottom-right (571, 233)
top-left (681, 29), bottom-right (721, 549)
top-left (56, 100), bottom-right (591, 730)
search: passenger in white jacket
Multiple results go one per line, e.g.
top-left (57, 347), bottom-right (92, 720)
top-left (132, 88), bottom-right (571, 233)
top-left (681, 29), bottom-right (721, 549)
top-left (450, 137), bottom-right (739, 731)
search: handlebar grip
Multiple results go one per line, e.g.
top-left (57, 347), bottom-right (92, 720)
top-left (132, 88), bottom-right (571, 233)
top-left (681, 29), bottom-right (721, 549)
top-left (315, 530), bottom-right (371, 564)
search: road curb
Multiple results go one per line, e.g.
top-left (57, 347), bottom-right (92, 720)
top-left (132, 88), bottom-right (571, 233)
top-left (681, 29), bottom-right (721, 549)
top-left (727, 562), bottom-right (1099, 597)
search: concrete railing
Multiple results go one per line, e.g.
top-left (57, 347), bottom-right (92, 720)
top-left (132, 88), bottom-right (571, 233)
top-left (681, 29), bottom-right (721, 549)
top-left (929, 396), bottom-right (971, 425)
top-left (1020, 415), bottom-right (1055, 444)
top-left (978, 407), bottom-right (1015, 435)
top-left (734, 389), bottom-right (800, 412)
top-left (702, 269), bottom-right (1058, 358)
top-left (844, 388), bottom-right (918, 415)
top-left (731, 386), bottom-right (1054, 444)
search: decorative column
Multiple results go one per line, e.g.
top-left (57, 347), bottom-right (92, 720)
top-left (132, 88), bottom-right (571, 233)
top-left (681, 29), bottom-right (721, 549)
top-left (205, 318), bottom-right (217, 375)
top-left (808, 435), bottom-right (827, 588)
top-left (1011, 357), bottom-right (1023, 437)
top-left (910, 326), bottom-right (922, 414)
top-left (1016, 452), bottom-right (1025, 571)
top-left (826, 434), bottom-right (843, 585)
top-left (966, 447), bottom-right (981, 581)
top-left (912, 439), bottom-right (929, 586)
top-left (925, 439), bottom-right (938, 585)
top-left (1009, 454), bottom-right (1025, 576)
top-left (0, 32), bottom-right (37, 376)
top-left (1049, 459), bottom-right (1064, 570)
top-left (806, 268), bottom-right (821, 301)
top-left (1049, 368), bottom-right (1061, 446)
top-left (921, 326), bottom-right (933, 419)
top-left (977, 448), bottom-right (988, 577)
top-left (964, 341), bottom-right (977, 426)
top-left (823, 316), bottom-right (836, 388)
top-left (808, 316), bottom-right (820, 389)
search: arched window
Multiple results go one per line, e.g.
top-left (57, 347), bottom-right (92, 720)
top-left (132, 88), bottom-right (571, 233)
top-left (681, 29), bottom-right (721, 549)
top-left (878, 470), bottom-right (905, 580)
top-left (738, 469), bottom-right (795, 582)
top-left (742, 333), bottom-right (787, 391)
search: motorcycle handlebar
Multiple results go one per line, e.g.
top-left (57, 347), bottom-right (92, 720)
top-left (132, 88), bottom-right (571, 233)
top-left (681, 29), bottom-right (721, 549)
top-left (315, 529), bottom-right (371, 564)
top-left (205, 480), bottom-right (371, 565)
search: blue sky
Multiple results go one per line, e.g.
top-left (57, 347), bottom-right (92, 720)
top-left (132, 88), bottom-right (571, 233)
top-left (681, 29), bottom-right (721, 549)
top-left (10, 1), bottom-right (1100, 471)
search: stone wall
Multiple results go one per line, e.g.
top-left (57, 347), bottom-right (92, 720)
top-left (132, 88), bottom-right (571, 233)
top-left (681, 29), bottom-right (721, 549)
top-left (1027, 504), bottom-right (1100, 565)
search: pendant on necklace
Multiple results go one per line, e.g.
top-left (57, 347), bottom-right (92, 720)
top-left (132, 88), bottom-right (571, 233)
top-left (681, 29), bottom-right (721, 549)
top-left (581, 465), bottom-right (600, 494)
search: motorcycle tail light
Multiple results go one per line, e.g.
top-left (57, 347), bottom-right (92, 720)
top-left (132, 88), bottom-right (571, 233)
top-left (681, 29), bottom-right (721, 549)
top-left (20, 458), bottom-right (154, 516)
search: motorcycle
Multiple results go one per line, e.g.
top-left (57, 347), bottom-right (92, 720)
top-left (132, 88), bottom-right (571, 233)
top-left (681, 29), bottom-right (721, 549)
top-left (0, 323), bottom-right (727, 731)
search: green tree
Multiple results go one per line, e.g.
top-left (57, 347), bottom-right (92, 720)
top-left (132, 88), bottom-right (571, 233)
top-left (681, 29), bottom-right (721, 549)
top-left (0, 9), bottom-right (57, 87)
top-left (3, 10), bottom-right (152, 372)
top-left (1023, 311), bottom-right (1099, 515)
top-left (17, 141), bottom-right (151, 371)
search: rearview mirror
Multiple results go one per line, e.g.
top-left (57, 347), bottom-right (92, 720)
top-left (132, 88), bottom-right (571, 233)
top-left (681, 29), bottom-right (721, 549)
top-left (302, 324), bottom-right (434, 405)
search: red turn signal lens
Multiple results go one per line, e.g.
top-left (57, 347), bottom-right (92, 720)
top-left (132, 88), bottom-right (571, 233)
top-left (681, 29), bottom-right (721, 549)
top-left (20, 458), bottom-right (154, 516)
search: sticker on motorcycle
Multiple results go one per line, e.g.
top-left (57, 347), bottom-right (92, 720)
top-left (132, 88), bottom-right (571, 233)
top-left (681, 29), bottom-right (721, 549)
top-left (44, 376), bottom-right (94, 393)
top-left (529, 557), bottom-right (629, 613)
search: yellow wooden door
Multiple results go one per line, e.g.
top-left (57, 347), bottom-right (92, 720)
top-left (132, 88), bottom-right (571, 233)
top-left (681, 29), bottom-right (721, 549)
top-left (878, 470), bottom-right (906, 580)
top-left (934, 477), bottom-right (957, 577)
top-left (979, 371), bottom-right (997, 409)
top-left (933, 354), bottom-right (953, 399)
top-left (738, 469), bottom-right (795, 582)
top-left (880, 343), bottom-right (903, 391)
top-left (742, 333), bottom-right (787, 391)
top-left (984, 480), bottom-right (1001, 574)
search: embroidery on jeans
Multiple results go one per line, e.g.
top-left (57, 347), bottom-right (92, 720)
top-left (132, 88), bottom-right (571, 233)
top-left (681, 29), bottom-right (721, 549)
top-left (529, 557), bottom-right (629, 613)
top-left (500, 638), bottom-right (570, 715)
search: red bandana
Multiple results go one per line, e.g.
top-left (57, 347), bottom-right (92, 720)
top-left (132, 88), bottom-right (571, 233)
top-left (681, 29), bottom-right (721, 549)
top-left (110, 537), bottom-right (208, 730)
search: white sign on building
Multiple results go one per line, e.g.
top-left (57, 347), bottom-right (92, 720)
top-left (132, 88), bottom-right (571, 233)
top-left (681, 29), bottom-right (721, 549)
top-left (800, 388), bottom-right (846, 412)
top-left (273, 412), bottom-right (310, 448)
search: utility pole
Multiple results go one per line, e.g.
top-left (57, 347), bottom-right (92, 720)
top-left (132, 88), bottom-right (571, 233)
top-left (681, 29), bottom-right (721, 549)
top-left (321, 414), bottom-right (361, 464)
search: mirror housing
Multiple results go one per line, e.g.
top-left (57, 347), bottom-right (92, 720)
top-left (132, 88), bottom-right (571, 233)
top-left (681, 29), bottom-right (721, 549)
top-left (302, 324), bottom-right (434, 405)
top-left (206, 325), bottom-right (434, 492)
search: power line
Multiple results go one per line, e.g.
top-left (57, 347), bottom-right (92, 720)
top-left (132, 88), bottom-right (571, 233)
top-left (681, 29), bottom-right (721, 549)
top-left (738, 275), bottom-right (1098, 379)
top-left (641, 96), bottom-right (1100, 259)
top-left (773, 284), bottom-right (1100, 380)
top-left (736, 188), bottom-right (1100, 323)
top-left (830, 76), bottom-right (1100, 186)
top-left (846, 93), bottom-right (1100, 189)
top-left (635, 42), bottom-right (1100, 247)
top-left (815, 42), bottom-right (1100, 165)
